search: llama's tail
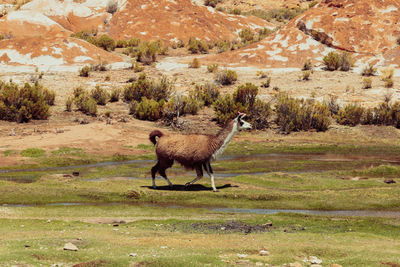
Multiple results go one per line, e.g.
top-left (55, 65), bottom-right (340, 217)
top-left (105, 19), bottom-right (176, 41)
top-left (149, 130), bottom-right (163, 145)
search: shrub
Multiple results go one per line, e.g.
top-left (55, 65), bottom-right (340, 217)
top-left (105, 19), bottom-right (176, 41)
top-left (136, 41), bottom-right (162, 64)
top-left (397, 36), bottom-right (400, 46)
top-left (215, 69), bottom-right (238, 85)
top-left (105, 75), bottom-right (110, 81)
top-left (127, 38), bottom-right (141, 47)
top-left (71, 30), bottom-right (98, 46)
top-left (91, 86), bottom-right (109, 105)
top-left (116, 40), bottom-right (127, 48)
top-left (275, 93), bottom-right (330, 133)
top-left (96, 34), bottom-right (116, 51)
top-left (123, 73), bottom-right (172, 102)
top-left (213, 94), bottom-right (239, 125)
top-left (302, 59), bottom-right (312, 70)
top-left (381, 67), bottom-right (394, 81)
top-left (187, 37), bottom-right (209, 54)
top-left (233, 83), bottom-right (258, 107)
top-left (260, 77), bottom-right (271, 88)
top-left (207, 64), bottom-right (219, 73)
top-left (133, 97), bottom-right (163, 121)
top-left (164, 94), bottom-right (202, 120)
top-left (361, 63), bottom-right (377, 76)
top-left (204, 0), bottom-right (220, 7)
top-left (65, 97), bottom-right (73, 112)
top-left (362, 77), bottom-right (372, 89)
top-left (250, 99), bottom-right (272, 130)
top-left (192, 83), bottom-right (220, 106)
top-left (73, 87), bottom-right (86, 98)
top-left (41, 86), bottom-right (55, 105)
top-left (323, 51), bottom-right (341, 71)
top-left (110, 88), bottom-right (120, 102)
top-left (79, 66), bottom-right (90, 77)
top-left (384, 78), bottom-right (394, 88)
top-left (74, 93), bottom-right (97, 116)
top-left (336, 104), bottom-right (364, 126)
top-left (189, 58), bottom-right (201, 68)
top-left (0, 82), bottom-right (50, 122)
top-left (106, 0), bottom-right (118, 14)
top-left (239, 28), bottom-right (255, 44)
top-left (339, 52), bottom-right (353, 71)
top-left (301, 70), bottom-right (311, 81)
top-left (230, 8), bottom-right (242, 15)
top-left (257, 71), bottom-right (267, 79)
top-left (326, 95), bottom-right (340, 115)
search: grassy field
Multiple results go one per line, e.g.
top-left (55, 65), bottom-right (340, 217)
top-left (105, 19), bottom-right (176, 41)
top-left (1, 141), bottom-right (400, 266)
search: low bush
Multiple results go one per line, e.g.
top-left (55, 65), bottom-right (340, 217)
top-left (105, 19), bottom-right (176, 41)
top-left (213, 94), bottom-right (239, 125)
top-left (91, 86), bottom-right (109, 105)
top-left (110, 88), bottom-right (120, 102)
top-left (123, 73), bottom-right (173, 102)
top-left (384, 78), bottom-right (394, 88)
top-left (301, 70), bottom-right (311, 81)
top-left (274, 93), bottom-right (330, 133)
top-left (187, 37), bottom-right (209, 54)
top-left (336, 104), bottom-right (364, 126)
top-left (79, 66), bottom-right (90, 77)
top-left (339, 52), bottom-right (354, 71)
top-left (361, 63), bottom-right (377, 76)
top-left (116, 40), bottom-right (127, 48)
top-left (207, 64), bottom-right (219, 73)
top-left (204, 0), bottom-right (221, 7)
top-left (244, 7), bottom-right (305, 23)
top-left (323, 51), bottom-right (341, 71)
top-left (302, 59), bottom-right (312, 70)
top-left (189, 58), bottom-right (201, 68)
top-left (74, 93), bottom-right (97, 116)
top-left (397, 36), bottom-right (400, 46)
top-left (362, 77), bottom-right (372, 89)
top-left (136, 40), bottom-right (163, 64)
top-left (41, 86), bottom-right (56, 105)
top-left (233, 83), bottom-right (258, 107)
top-left (192, 83), bottom-right (220, 106)
top-left (0, 82), bottom-right (51, 122)
top-left (65, 97), bottom-right (73, 112)
top-left (132, 61), bottom-right (144, 72)
top-left (239, 28), bottom-right (255, 44)
top-left (230, 8), bottom-right (242, 15)
top-left (215, 69), bottom-right (238, 85)
top-left (133, 97), bottom-right (163, 121)
top-left (106, 0), bottom-right (118, 14)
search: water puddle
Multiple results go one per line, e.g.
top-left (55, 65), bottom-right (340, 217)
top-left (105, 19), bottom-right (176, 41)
top-left (2, 202), bottom-right (400, 218)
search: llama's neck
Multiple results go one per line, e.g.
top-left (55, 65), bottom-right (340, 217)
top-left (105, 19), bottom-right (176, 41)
top-left (211, 120), bottom-right (238, 161)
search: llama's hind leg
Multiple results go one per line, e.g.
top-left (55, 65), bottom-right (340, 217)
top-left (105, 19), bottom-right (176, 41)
top-left (151, 162), bottom-right (159, 189)
top-left (204, 162), bottom-right (218, 192)
top-left (159, 159), bottom-right (174, 188)
top-left (185, 164), bottom-right (203, 187)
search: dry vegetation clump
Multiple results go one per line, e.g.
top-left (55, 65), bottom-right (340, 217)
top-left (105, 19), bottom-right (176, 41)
top-left (204, 0), bottom-right (221, 7)
top-left (323, 51), bottom-right (353, 71)
top-left (91, 86), bottom-right (110, 105)
top-left (302, 59), bottom-right (312, 71)
top-left (106, 0), bottom-right (118, 14)
top-left (207, 64), bottom-right (219, 73)
top-left (275, 93), bottom-right (330, 133)
top-left (215, 69), bottom-right (238, 85)
top-left (109, 88), bottom-right (121, 102)
top-left (187, 37), bottom-right (209, 54)
top-left (213, 83), bottom-right (271, 129)
top-left (336, 104), bottom-right (364, 126)
top-left (381, 67), bottom-right (394, 88)
top-left (79, 66), bottom-right (90, 77)
top-left (0, 82), bottom-right (53, 122)
top-left (245, 7), bottom-right (306, 23)
top-left (71, 31), bottom-right (116, 52)
top-left (301, 70), bottom-right (311, 81)
top-left (192, 83), bottom-right (220, 107)
top-left (72, 88), bottom-right (97, 116)
top-left (189, 58), bottom-right (201, 68)
top-left (362, 77), bottom-right (372, 89)
top-left (361, 63), bottom-right (377, 76)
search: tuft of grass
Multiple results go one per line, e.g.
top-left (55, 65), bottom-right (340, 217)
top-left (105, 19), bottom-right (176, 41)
top-left (20, 148), bottom-right (46, 158)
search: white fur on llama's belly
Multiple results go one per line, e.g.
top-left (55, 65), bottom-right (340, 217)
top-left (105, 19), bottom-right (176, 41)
top-left (211, 121), bottom-right (238, 161)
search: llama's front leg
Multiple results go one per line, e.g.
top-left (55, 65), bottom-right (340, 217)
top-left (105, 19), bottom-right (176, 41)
top-left (185, 165), bottom-right (203, 187)
top-left (204, 162), bottom-right (218, 192)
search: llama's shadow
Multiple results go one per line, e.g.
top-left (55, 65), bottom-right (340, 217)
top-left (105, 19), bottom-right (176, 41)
top-left (142, 183), bottom-right (235, 191)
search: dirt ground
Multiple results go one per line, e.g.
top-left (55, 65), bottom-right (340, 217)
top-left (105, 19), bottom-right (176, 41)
top-left (1, 52), bottom-right (400, 167)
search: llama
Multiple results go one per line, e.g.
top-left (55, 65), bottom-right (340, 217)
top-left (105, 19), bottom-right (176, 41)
top-left (149, 112), bottom-right (252, 192)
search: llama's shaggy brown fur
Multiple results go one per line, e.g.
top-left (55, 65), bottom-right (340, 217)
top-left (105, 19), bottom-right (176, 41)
top-left (149, 114), bottom-right (251, 191)
top-left (150, 120), bottom-right (235, 169)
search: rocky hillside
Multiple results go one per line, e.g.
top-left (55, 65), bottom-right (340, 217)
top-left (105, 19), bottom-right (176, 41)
top-left (206, 0), bottom-right (400, 69)
top-left (108, 0), bottom-right (273, 43)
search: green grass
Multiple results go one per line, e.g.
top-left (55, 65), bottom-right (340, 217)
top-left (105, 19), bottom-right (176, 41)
top-left (20, 148), bottom-right (46, 158)
top-left (3, 150), bottom-right (17, 157)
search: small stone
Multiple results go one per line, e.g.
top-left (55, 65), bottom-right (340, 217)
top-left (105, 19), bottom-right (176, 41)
top-left (63, 242), bottom-right (78, 251)
top-left (259, 249), bottom-right (270, 256)
top-left (72, 171), bottom-right (79, 176)
top-left (220, 227), bottom-right (226, 230)
top-left (129, 253), bottom-right (138, 257)
top-left (255, 262), bottom-right (263, 266)
top-left (24, 244), bottom-right (31, 248)
top-left (308, 256), bottom-right (322, 264)
top-left (8, 128), bottom-right (15, 136)
top-left (384, 178), bottom-right (396, 184)
top-left (311, 265), bottom-right (322, 267)
top-left (113, 224), bottom-right (119, 227)
top-left (47, 220), bottom-right (51, 223)
top-left (63, 174), bottom-right (72, 178)
top-left (160, 246), bottom-right (168, 249)
top-left (237, 253), bottom-right (248, 259)
top-left (330, 264), bottom-right (343, 267)
top-left (289, 262), bottom-right (303, 267)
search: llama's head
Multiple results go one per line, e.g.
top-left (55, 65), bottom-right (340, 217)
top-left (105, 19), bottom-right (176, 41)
top-left (236, 112), bottom-right (252, 130)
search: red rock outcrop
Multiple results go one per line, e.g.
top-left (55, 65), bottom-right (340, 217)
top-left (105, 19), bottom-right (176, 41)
top-left (108, 0), bottom-right (274, 43)
top-left (206, 0), bottom-right (400, 68)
